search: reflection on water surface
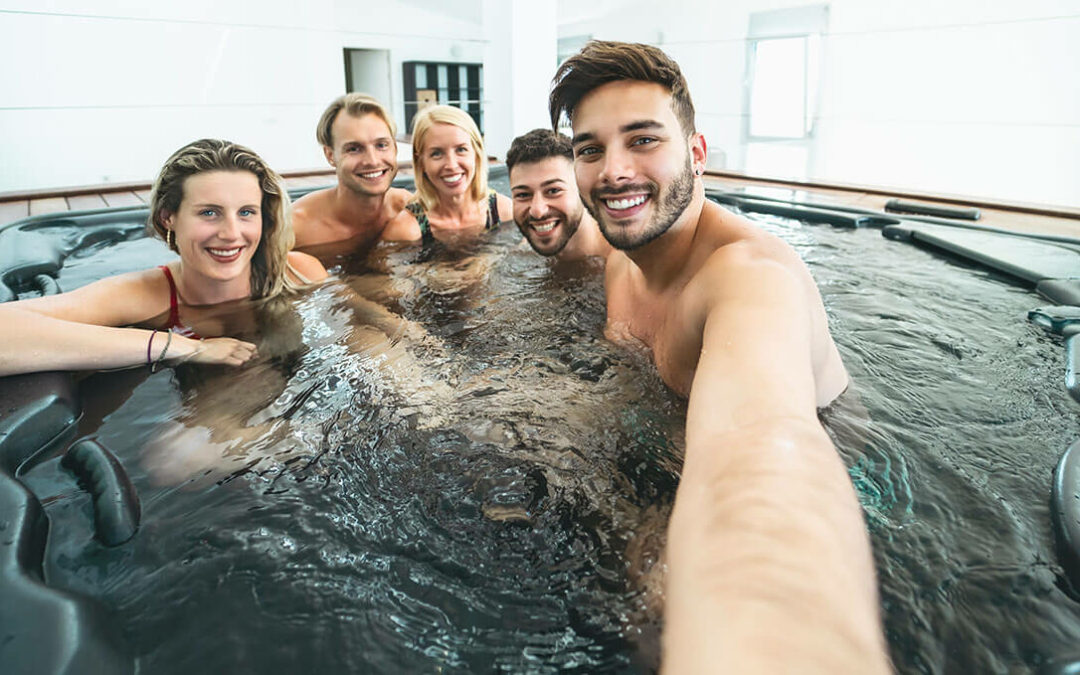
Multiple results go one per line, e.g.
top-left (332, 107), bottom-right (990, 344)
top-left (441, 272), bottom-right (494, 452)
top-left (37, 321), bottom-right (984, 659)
top-left (20, 201), bottom-right (1080, 673)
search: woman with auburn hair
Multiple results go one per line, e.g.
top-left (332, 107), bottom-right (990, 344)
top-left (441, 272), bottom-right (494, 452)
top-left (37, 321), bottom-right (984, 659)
top-left (0, 138), bottom-right (327, 377)
top-left (382, 105), bottom-right (511, 244)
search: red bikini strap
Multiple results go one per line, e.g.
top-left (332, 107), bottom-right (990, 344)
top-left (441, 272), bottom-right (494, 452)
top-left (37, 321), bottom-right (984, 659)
top-left (159, 265), bottom-right (181, 329)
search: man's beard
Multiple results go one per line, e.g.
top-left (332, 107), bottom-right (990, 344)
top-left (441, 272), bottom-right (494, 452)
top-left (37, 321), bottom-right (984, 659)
top-left (518, 208), bottom-right (582, 256)
top-left (586, 156), bottom-right (693, 251)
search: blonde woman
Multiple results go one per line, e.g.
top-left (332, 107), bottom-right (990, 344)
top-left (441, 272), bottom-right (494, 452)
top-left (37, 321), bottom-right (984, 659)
top-left (0, 138), bottom-right (327, 376)
top-left (382, 105), bottom-right (511, 244)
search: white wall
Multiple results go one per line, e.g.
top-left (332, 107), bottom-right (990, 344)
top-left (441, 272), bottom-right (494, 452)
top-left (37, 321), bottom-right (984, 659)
top-left (4, 0), bottom-right (1077, 208)
top-left (483, 0), bottom-right (558, 159)
top-left (815, 3), bottom-right (1080, 207)
top-left (0, 0), bottom-right (489, 191)
top-left (555, 0), bottom-right (1080, 208)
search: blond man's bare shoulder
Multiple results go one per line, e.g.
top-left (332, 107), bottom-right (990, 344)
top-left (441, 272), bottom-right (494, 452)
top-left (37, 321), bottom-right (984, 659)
top-left (291, 188), bottom-right (336, 243)
top-left (388, 187), bottom-right (413, 211)
top-left (291, 186), bottom-right (335, 213)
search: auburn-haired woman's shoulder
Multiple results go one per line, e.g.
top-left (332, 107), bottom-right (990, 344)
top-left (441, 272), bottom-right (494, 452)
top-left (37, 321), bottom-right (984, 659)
top-left (286, 250), bottom-right (329, 283)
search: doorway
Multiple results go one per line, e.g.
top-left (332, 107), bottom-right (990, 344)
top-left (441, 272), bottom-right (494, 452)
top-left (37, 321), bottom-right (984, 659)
top-left (344, 49), bottom-right (392, 109)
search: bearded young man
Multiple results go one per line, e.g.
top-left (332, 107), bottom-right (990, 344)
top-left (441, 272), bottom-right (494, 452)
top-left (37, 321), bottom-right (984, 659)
top-left (550, 41), bottom-right (890, 674)
top-left (507, 128), bottom-right (612, 261)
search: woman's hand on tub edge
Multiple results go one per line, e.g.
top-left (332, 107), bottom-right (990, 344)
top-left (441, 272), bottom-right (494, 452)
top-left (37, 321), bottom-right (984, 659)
top-left (172, 336), bottom-right (258, 367)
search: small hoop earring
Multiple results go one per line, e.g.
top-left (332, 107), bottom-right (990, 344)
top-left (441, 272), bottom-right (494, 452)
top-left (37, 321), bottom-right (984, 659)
top-left (695, 168), bottom-right (703, 176)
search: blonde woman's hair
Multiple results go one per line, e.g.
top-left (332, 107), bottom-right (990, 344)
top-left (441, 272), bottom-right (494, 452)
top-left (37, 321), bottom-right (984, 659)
top-left (410, 105), bottom-right (488, 212)
top-left (147, 138), bottom-right (295, 300)
top-left (316, 93), bottom-right (398, 148)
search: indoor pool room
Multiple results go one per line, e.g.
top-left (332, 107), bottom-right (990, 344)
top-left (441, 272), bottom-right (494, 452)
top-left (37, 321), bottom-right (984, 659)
top-left (1, 2), bottom-right (1078, 674)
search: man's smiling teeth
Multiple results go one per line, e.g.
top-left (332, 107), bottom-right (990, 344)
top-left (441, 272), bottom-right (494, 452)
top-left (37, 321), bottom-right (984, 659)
top-left (360, 169), bottom-right (387, 178)
top-left (532, 220), bottom-right (558, 234)
top-left (605, 195), bottom-right (647, 210)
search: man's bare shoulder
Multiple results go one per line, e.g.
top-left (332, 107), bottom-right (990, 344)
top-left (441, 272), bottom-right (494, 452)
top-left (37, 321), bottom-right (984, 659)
top-left (691, 238), bottom-right (807, 319)
top-left (388, 187), bottom-right (413, 211)
top-left (699, 201), bottom-right (804, 270)
top-left (291, 186), bottom-right (335, 218)
top-left (696, 200), bottom-right (766, 244)
top-left (381, 205), bottom-right (421, 242)
top-left (291, 188), bottom-right (336, 243)
top-left (691, 229), bottom-right (848, 407)
top-left (579, 217), bottom-right (615, 259)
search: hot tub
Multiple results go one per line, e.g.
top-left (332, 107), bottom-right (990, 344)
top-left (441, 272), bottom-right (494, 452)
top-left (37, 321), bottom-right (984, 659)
top-left (2, 168), bottom-right (1079, 673)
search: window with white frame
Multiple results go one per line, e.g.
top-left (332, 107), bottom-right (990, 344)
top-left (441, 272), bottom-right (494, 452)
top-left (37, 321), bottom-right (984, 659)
top-left (742, 5), bottom-right (828, 177)
top-left (748, 34), bottom-right (820, 140)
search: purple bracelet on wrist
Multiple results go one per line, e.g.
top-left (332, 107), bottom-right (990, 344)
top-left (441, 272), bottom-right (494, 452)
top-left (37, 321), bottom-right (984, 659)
top-left (151, 330), bottom-right (173, 373)
top-left (146, 329), bottom-right (159, 368)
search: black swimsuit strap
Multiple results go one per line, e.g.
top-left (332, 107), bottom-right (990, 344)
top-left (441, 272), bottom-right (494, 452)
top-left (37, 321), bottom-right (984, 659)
top-left (406, 202), bottom-right (434, 244)
top-left (485, 190), bottom-right (500, 230)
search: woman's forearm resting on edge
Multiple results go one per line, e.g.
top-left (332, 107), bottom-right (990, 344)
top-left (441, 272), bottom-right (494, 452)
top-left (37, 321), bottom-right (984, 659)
top-left (0, 306), bottom-right (205, 376)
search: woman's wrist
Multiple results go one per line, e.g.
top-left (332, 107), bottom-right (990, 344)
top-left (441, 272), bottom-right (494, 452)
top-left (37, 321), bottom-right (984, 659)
top-left (145, 329), bottom-right (175, 372)
top-left (169, 335), bottom-right (203, 363)
top-left (146, 330), bottom-right (201, 368)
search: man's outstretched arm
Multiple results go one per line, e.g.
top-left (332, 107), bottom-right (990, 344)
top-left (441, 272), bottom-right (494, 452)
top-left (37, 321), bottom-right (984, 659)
top-left (662, 252), bottom-right (890, 674)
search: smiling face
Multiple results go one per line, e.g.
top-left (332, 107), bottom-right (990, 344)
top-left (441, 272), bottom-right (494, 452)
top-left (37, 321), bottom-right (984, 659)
top-left (326, 112), bottom-right (398, 197)
top-left (419, 122), bottom-right (478, 201)
top-left (510, 156), bottom-right (584, 257)
top-left (571, 80), bottom-right (700, 251)
top-left (164, 170), bottom-right (263, 291)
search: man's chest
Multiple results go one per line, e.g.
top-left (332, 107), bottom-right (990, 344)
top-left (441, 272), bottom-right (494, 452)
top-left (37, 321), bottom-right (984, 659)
top-left (607, 288), bottom-right (704, 396)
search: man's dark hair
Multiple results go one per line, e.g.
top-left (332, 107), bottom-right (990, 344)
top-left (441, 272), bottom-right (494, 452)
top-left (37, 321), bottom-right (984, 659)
top-left (506, 128), bottom-right (573, 173)
top-left (549, 40), bottom-right (696, 137)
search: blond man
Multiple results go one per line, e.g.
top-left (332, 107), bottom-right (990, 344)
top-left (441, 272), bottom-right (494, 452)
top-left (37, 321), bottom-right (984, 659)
top-left (291, 94), bottom-right (412, 255)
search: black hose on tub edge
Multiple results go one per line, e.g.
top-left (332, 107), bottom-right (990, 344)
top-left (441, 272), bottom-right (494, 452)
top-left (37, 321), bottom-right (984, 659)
top-left (1052, 441), bottom-right (1080, 588)
top-left (61, 439), bottom-right (141, 547)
